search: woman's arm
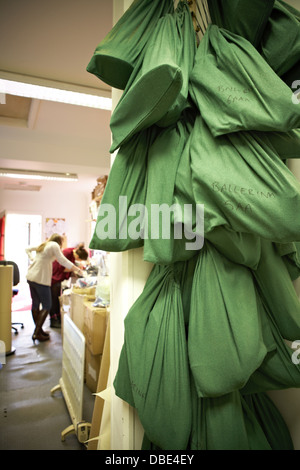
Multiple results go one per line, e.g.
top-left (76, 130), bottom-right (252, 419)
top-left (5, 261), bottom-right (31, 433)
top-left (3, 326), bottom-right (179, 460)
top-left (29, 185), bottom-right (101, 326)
top-left (52, 243), bottom-right (82, 275)
top-left (25, 246), bottom-right (38, 261)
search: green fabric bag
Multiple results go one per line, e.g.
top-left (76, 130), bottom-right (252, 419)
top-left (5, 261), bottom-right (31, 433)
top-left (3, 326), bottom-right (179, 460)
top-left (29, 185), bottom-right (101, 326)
top-left (155, 1), bottom-right (197, 128)
top-left (275, 241), bottom-right (300, 280)
top-left (208, 0), bottom-right (274, 47)
top-left (241, 296), bottom-right (300, 395)
top-left (143, 119), bottom-right (191, 264)
top-left (206, 227), bottom-right (261, 270)
top-left (189, 385), bottom-right (292, 450)
top-left (144, 389), bottom-right (293, 450)
top-left (242, 393), bottom-right (294, 450)
top-left (89, 126), bottom-right (158, 252)
top-left (190, 115), bottom-right (300, 243)
top-left (188, 242), bottom-right (270, 398)
top-left (143, 109), bottom-right (201, 265)
top-left (269, 1), bottom-right (300, 90)
top-left (282, 60), bottom-right (300, 89)
top-left (252, 240), bottom-right (300, 341)
top-left (189, 389), bottom-right (256, 450)
top-left (172, 112), bottom-right (262, 269)
top-left (86, 0), bottom-right (174, 90)
top-left (168, 109), bottom-right (204, 264)
top-left (190, 24), bottom-right (300, 137)
top-left (260, 0), bottom-right (300, 77)
top-left (109, 1), bottom-right (196, 153)
top-left (113, 263), bottom-right (192, 450)
top-left (250, 129), bottom-right (300, 159)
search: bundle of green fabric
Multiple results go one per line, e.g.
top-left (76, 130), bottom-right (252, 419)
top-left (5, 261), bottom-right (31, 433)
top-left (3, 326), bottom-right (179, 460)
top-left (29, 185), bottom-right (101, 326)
top-left (189, 24), bottom-right (300, 137)
top-left (89, 0), bottom-right (300, 450)
top-left (114, 263), bottom-right (192, 450)
top-left (260, 0), bottom-right (300, 79)
top-left (114, 249), bottom-right (300, 449)
top-left (89, 126), bottom-right (159, 252)
top-left (208, 0), bottom-right (275, 47)
top-left (86, 0), bottom-right (174, 90)
top-left (109, 1), bottom-right (196, 152)
top-left (189, 114), bottom-right (300, 242)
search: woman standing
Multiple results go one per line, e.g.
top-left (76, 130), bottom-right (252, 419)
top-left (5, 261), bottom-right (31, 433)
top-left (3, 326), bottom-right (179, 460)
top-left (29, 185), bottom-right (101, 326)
top-left (26, 233), bottom-right (82, 343)
top-left (50, 244), bottom-right (88, 328)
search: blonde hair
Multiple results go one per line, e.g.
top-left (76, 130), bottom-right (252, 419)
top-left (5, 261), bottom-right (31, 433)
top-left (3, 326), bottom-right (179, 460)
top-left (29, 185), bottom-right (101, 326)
top-left (36, 233), bottom-right (63, 253)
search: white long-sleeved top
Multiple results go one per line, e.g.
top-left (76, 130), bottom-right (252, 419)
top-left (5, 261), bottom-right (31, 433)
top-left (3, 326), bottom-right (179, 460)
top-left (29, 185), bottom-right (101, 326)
top-left (26, 241), bottom-right (75, 286)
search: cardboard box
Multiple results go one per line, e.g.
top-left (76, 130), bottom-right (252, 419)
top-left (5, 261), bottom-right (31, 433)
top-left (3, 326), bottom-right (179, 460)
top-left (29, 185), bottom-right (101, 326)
top-left (70, 292), bottom-right (86, 332)
top-left (59, 291), bottom-right (71, 313)
top-left (83, 302), bottom-right (107, 355)
top-left (85, 347), bottom-right (102, 393)
top-left (72, 286), bottom-right (96, 300)
top-left (87, 316), bottom-right (110, 450)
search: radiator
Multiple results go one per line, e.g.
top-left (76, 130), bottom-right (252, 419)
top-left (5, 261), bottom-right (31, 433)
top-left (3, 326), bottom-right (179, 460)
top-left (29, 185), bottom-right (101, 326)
top-left (50, 314), bottom-right (91, 444)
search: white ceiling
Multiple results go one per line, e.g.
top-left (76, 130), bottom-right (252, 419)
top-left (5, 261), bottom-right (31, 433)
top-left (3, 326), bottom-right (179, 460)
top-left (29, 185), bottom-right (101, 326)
top-left (0, 0), bottom-right (114, 194)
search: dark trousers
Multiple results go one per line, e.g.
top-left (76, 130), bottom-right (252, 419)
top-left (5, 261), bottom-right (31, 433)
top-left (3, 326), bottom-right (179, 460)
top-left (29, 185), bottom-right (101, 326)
top-left (27, 280), bottom-right (52, 311)
top-left (50, 282), bottom-right (61, 319)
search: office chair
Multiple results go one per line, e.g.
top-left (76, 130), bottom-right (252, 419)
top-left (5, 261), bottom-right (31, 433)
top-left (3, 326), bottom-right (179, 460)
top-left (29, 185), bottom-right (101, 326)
top-left (0, 260), bottom-right (24, 335)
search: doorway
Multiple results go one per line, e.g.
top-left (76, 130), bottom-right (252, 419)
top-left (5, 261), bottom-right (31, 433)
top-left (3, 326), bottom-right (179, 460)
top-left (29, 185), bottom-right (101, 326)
top-left (4, 213), bottom-right (42, 282)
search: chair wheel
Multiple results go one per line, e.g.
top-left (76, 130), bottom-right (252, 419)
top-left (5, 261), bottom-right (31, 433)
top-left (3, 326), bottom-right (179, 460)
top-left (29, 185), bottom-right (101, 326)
top-left (14, 331), bottom-right (18, 335)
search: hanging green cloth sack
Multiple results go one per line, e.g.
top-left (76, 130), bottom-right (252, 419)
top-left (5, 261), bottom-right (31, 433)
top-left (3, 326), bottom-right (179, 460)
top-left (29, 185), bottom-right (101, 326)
top-left (145, 379), bottom-right (294, 450)
top-left (143, 109), bottom-right (202, 265)
top-left (171, 113), bottom-right (262, 269)
top-left (86, 0), bottom-right (174, 90)
top-left (176, 253), bottom-right (198, 326)
top-left (143, 119), bottom-right (191, 264)
top-left (189, 384), bottom-right (293, 450)
top-left (89, 127), bottom-right (158, 252)
top-left (115, 256), bottom-right (198, 449)
top-left (242, 393), bottom-right (294, 450)
top-left (208, 0), bottom-right (274, 47)
top-left (252, 239), bottom-right (300, 341)
top-left (241, 297), bottom-right (300, 395)
top-left (167, 109), bottom-right (204, 264)
top-left (189, 388), bottom-right (253, 450)
top-left (114, 263), bottom-right (192, 450)
top-left (155, 1), bottom-right (197, 128)
top-left (206, 227), bottom-right (261, 270)
top-left (190, 115), bottom-right (300, 243)
top-left (109, 1), bottom-right (196, 153)
top-left (189, 384), bottom-right (278, 450)
top-left (145, 107), bottom-right (260, 267)
top-left (275, 241), bottom-right (300, 281)
top-left (250, 129), bottom-right (300, 159)
top-left (189, 24), bottom-right (300, 137)
top-left (165, 108), bottom-right (260, 268)
top-left (188, 242), bottom-right (269, 398)
top-left (260, 0), bottom-right (300, 78)
top-left (143, 389), bottom-right (293, 450)
top-left (282, 60), bottom-right (300, 89)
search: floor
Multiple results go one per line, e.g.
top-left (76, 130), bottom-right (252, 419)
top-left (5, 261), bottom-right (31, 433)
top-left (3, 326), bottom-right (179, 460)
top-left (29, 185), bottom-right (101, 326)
top-left (0, 289), bottom-right (95, 451)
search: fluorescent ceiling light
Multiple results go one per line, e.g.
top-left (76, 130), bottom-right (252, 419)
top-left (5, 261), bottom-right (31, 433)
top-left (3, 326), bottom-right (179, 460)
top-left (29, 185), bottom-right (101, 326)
top-left (0, 79), bottom-right (112, 110)
top-left (0, 168), bottom-right (78, 182)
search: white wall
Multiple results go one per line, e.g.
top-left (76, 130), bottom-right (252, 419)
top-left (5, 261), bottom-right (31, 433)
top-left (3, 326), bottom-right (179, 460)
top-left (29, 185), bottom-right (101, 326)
top-left (0, 184), bottom-right (91, 249)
